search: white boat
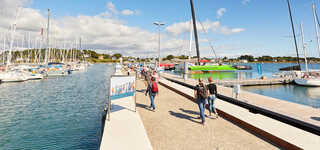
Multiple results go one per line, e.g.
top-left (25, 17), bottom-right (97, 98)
top-left (0, 71), bottom-right (27, 82)
top-left (294, 78), bottom-right (320, 86)
top-left (24, 72), bottom-right (43, 80)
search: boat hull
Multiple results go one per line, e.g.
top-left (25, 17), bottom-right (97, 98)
top-left (189, 65), bottom-right (236, 72)
top-left (294, 78), bottom-right (320, 86)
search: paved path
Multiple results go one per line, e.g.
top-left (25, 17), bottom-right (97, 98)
top-left (162, 73), bottom-right (320, 127)
top-left (100, 94), bottom-right (153, 150)
top-left (160, 73), bottom-right (320, 149)
top-left (136, 78), bottom-right (279, 150)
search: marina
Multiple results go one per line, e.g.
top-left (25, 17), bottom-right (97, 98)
top-left (1, 0), bottom-right (320, 149)
top-left (0, 64), bottom-right (110, 150)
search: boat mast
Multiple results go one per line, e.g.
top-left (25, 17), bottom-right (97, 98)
top-left (312, 3), bottom-right (320, 57)
top-left (45, 9), bottom-right (50, 65)
top-left (188, 19), bottom-right (193, 62)
top-left (3, 33), bottom-right (5, 64)
top-left (300, 22), bottom-right (309, 72)
top-left (6, 7), bottom-right (21, 69)
top-left (189, 0), bottom-right (200, 65)
top-left (286, 0), bottom-right (301, 70)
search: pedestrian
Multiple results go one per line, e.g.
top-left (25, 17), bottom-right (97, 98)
top-left (145, 77), bottom-right (159, 111)
top-left (207, 77), bottom-right (219, 118)
top-left (233, 84), bottom-right (240, 99)
top-left (194, 79), bottom-right (208, 125)
top-left (152, 70), bottom-right (159, 83)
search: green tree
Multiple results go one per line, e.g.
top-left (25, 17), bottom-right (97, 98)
top-left (166, 55), bottom-right (174, 60)
top-left (112, 53), bottom-right (122, 59)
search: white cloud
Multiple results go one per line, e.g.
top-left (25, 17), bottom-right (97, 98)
top-left (242, 0), bottom-right (251, 5)
top-left (121, 9), bottom-right (134, 16)
top-left (0, 0), bottom-right (244, 58)
top-left (165, 19), bottom-right (244, 36)
top-left (217, 8), bottom-right (226, 19)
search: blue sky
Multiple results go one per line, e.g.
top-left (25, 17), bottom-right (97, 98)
top-left (6, 0), bottom-right (320, 58)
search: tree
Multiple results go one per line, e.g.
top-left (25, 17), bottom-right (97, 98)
top-left (103, 54), bottom-right (110, 59)
top-left (112, 53), bottom-right (122, 59)
top-left (166, 55), bottom-right (174, 60)
top-left (238, 55), bottom-right (254, 62)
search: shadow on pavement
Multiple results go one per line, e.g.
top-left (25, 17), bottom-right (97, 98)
top-left (169, 110), bottom-right (201, 124)
top-left (136, 103), bottom-right (153, 112)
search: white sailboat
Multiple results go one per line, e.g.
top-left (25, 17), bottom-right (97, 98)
top-left (294, 14), bottom-right (320, 87)
top-left (0, 7), bottom-right (28, 83)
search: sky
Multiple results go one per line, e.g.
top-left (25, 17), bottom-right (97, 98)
top-left (1, 0), bottom-right (320, 58)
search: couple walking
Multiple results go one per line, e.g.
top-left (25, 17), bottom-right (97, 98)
top-left (194, 77), bottom-right (219, 125)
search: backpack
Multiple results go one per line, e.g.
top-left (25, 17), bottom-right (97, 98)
top-left (151, 82), bottom-right (158, 93)
top-left (198, 84), bottom-right (208, 99)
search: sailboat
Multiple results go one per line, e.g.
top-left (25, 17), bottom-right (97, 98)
top-left (187, 1), bottom-right (236, 73)
top-left (279, 0), bottom-right (302, 71)
top-left (294, 4), bottom-right (320, 86)
top-left (0, 7), bottom-right (28, 82)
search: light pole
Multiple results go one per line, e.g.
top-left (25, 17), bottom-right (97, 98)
top-left (154, 21), bottom-right (165, 71)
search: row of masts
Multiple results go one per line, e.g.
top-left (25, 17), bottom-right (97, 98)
top-left (0, 9), bottom-right (86, 67)
top-left (287, 0), bottom-right (320, 72)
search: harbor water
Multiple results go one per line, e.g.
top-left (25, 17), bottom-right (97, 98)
top-left (0, 64), bottom-right (112, 150)
top-left (168, 63), bottom-right (320, 108)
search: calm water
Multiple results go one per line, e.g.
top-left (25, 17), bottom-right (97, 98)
top-left (168, 63), bottom-right (320, 108)
top-left (242, 85), bottom-right (320, 108)
top-left (0, 64), bottom-right (113, 150)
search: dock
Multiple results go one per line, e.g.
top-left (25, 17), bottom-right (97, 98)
top-left (135, 77), bottom-right (279, 149)
top-left (160, 72), bottom-right (320, 149)
top-left (99, 70), bottom-right (319, 150)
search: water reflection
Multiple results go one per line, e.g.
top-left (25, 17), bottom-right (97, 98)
top-left (243, 85), bottom-right (320, 108)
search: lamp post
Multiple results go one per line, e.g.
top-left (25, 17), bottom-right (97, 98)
top-left (153, 21), bottom-right (165, 71)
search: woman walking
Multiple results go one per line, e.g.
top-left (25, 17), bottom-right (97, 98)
top-left (207, 77), bottom-right (219, 118)
top-left (194, 79), bottom-right (208, 125)
top-left (145, 77), bottom-right (158, 111)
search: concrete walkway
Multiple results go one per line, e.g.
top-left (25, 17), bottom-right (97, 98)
top-left (100, 96), bottom-right (153, 150)
top-left (160, 73), bottom-right (320, 149)
top-left (162, 73), bottom-right (320, 127)
top-left (136, 78), bottom-right (279, 150)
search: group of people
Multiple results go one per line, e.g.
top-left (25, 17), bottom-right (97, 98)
top-left (138, 66), bottom-right (219, 125)
top-left (194, 77), bottom-right (219, 126)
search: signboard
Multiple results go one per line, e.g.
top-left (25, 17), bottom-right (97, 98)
top-left (110, 76), bottom-right (136, 101)
top-left (107, 75), bottom-right (137, 121)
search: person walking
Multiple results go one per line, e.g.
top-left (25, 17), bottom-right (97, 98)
top-left (207, 77), bottom-right (219, 118)
top-left (151, 71), bottom-right (159, 83)
top-left (194, 79), bottom-right (208, 125)
top-left (145, 77), bottom-right (159, 111)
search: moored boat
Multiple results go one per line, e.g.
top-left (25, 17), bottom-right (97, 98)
top-left (294, 78), bottom-right (320, 86)
top-left (190, 64), bottom-right (236, 72)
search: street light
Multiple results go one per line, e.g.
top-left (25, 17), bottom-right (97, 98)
top-left (154, 21), bottom-right (165, 71)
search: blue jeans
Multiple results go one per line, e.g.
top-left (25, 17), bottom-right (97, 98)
top-left (149, 93), bottom-right (156, 110)
top-left (208, 95), bottom-right (218, 115)
top-left (197, 98), bottom-right (206, 123)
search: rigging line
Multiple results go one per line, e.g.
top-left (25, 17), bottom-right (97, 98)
top-left (192, 2), bottom-right (218, 60)
top-left (315, 8), bottom-right (320, 28)
top-left (196, 17), bottom-right (218, 60)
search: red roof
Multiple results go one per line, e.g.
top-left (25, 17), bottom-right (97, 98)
top-left (200, 59), bottom-right (210, 63)
top-left (160, 63), bottom-right (174, 67)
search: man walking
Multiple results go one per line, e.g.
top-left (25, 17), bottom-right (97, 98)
top-left (145, 77), bottom-right (158, 111)
top-left (194, 79), bottom-right (208, 125)
top-left (207, 77), bottom-right (219, 118)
